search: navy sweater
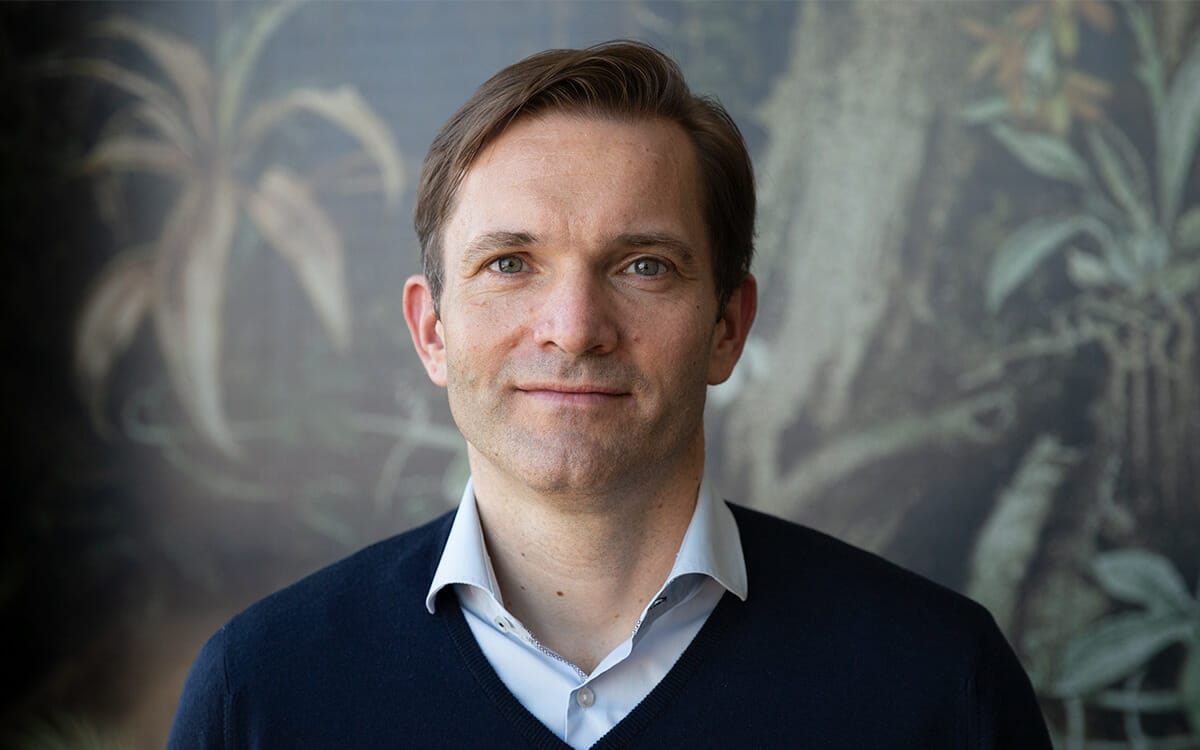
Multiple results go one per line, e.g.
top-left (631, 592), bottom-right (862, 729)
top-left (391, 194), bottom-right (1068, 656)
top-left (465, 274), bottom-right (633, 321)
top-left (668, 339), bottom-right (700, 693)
top-left (168, 504), bottom-right (1052, 748)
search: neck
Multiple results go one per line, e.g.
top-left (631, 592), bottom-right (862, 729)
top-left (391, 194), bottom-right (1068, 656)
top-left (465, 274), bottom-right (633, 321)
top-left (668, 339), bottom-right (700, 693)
top-left (468, 442), bottom-right (703, 674)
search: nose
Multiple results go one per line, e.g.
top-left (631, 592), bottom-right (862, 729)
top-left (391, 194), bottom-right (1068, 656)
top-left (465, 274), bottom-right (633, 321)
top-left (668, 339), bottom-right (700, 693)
top-left (532, 270), bottom-right (619, 356)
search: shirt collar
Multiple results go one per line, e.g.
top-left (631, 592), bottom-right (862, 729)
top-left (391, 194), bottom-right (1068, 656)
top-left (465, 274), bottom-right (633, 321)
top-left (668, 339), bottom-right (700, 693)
top-left (426, 477), bottom-right (497, 614)
top-left (425, 476), bottom-right (747, 614)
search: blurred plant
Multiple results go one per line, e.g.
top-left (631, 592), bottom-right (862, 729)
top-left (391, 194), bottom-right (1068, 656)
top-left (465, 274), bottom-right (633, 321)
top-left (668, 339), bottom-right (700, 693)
top-left (966, 435), bottom-right (1081, 634)
top-left (1053, 549), bottom-right (1200, 743)
top-left (61, 1), bottom-right (403, 457)
top-left (959, 10), bottom-right (1200, 741)
top-left (961, 0), bottom-right (1114, 135)
top-left (5, 714), bottom-right (131, 750)
top-left (963, 1), bottom-right (1200, 506)
top-left (977, 1), bottom-right (1200, 309)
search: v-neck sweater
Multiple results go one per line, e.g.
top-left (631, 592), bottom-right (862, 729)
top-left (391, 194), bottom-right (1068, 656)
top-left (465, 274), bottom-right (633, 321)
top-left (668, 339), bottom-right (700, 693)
top-left (167, 504), bottom-right (1052, 749)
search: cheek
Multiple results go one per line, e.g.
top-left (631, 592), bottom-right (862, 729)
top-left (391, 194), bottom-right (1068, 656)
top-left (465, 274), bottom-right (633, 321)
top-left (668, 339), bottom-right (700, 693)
top-left (442, 305), bottom-right (522, 380)
top-left (646, 326), bottom-right (715, 382)
top-left (459, 287), bottom-right (531, 326)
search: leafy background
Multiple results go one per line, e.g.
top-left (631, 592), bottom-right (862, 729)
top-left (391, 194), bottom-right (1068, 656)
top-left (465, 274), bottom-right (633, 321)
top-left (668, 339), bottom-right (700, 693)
top-left (1, 1), bottom-right (1198, 747)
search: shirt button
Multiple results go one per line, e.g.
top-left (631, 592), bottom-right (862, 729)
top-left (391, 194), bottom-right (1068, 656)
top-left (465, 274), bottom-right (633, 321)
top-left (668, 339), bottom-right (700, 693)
top-left (575, 686), bottom-right (595, 708)
top-left (494, 616), bottom-right (510, 631)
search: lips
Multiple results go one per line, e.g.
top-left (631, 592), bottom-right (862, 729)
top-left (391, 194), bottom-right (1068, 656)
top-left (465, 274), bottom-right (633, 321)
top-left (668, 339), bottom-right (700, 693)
top-left (516, 383), bottom-right (628, 395)
top-left (515, 383), bottom-right (631, 405)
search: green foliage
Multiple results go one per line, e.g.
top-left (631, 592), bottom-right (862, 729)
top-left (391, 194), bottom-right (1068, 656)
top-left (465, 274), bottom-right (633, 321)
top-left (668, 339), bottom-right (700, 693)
top-left (974, 5), bottom-right (1200, 312)
top-left (1154, 7), bottom-right (1200, 228)
top-left (1185, 648), bottom-right (1200, 733)
top-left (1084, 120), bottom-right (1152, 229)
top-left (1054, 549), bottom-right (1200, 732)
top-left (1055, 610), bottom-right (1193, 696)
top-left (1177, 206), bottom-right (1200, 253)
top-left (990, 123), bottom-right (1092, 187)
top-left (63, 2), bottom-right (403, 458)
top-left (959, 96), bottom-right (1010, 125)
top-left (1123, 1), bottom-right (1163, 112)
top-left (6, 715), bottom-right (131, 750)
top-left (1094, 549), bottom-right (1195, 614)
top-left (960, 0), bottom-right (1115, 136)
top-left (985, 214), bottom-right (1115, 311)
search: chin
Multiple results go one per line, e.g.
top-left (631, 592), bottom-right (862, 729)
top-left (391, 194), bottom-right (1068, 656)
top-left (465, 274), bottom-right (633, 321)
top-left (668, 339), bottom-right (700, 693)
top-left (522, 457), bottom-right (629, 495)
top-left (499, 440), bottom-right (647, 497)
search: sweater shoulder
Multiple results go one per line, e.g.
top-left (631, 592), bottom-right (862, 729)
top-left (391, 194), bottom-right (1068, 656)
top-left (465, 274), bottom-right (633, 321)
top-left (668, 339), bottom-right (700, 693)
top-left (218, 509), bottom-right (456, 680)
top-left (728, 503), bottom-right (995, 651)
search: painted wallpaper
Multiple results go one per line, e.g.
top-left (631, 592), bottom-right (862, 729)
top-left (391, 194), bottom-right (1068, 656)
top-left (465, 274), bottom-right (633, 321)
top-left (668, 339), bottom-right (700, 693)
top-left (2, 1), bottom-right (1198, 746)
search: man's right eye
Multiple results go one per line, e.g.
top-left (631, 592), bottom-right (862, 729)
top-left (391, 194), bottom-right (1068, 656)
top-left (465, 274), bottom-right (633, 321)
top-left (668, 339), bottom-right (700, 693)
top-left (490, 256), bottom-right (524, 274)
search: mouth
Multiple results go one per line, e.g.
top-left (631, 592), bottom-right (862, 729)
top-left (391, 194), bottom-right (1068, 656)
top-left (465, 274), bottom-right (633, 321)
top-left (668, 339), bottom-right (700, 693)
top-left (515, 383), bottom-right (631, 405)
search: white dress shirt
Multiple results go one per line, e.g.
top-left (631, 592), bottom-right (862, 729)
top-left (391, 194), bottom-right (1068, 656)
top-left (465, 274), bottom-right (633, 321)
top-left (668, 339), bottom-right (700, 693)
top-left (425, 477), bottom-right (747, 749)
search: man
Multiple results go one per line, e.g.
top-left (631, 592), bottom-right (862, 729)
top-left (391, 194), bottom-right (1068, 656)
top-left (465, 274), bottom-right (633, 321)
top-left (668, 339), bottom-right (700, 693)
top-left (169, 41), bottom-right (1052, 748)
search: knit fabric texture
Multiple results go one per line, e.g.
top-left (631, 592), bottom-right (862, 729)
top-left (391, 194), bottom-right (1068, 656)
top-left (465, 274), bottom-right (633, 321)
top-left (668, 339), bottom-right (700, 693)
top-left (167, 504), bottom-right (1053, 749)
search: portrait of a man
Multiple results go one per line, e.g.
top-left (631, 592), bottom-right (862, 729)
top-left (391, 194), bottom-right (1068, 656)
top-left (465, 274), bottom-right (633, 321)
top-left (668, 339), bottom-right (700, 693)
top-left (167, 41), bottom-right (1052, 748)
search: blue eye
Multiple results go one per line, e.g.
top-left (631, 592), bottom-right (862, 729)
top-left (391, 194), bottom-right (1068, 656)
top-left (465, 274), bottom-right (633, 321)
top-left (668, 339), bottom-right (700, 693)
top-left (491, 256), bottom-right (524, 274)
top-left (627, 258), bottom-right (666, 276)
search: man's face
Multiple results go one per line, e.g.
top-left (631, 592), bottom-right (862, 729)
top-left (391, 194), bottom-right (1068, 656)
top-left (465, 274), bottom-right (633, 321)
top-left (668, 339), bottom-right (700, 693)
top-left (404, 113), bottom-right (754, 497)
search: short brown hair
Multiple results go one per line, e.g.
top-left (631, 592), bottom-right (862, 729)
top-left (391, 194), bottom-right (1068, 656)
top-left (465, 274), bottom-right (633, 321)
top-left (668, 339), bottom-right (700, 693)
top-left (413, 40), bottom-right (755, 315)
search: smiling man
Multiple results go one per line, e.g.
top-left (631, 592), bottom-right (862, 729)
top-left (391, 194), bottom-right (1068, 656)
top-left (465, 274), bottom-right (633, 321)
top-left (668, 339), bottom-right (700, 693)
top-left (169, 41), bottom-right (1052, 748)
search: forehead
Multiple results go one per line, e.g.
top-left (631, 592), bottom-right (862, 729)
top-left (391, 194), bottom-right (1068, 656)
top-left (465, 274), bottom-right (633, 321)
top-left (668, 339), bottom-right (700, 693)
top-left (468, 112), bottom-right (695, 178)
top-left (445, 113), bottom-right (707, 254)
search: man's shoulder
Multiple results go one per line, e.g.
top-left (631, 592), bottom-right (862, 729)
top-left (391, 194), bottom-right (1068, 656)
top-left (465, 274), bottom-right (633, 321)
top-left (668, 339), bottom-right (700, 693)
top-left (727, 502), bottom-right (995, 650)
top-left (216, 508), bottom-right (457, 670)
top-left (715, 503), bottom-right (1049, 747)
top-left (168, 509), bottom-right (475, 747)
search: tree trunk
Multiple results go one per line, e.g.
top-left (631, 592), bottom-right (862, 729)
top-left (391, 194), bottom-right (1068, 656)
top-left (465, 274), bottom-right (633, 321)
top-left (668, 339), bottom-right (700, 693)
top-left (725, 0), bottom-right (960, 510)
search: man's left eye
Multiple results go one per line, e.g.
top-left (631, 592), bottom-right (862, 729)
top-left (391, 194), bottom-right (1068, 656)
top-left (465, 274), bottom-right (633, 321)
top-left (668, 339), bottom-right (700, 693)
top-left (625, 258), bottom-right (667, 277)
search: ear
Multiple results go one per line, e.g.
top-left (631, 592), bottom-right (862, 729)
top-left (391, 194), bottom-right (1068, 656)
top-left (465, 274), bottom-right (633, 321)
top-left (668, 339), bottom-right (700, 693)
top-left (708, 273), bottom-right (758, 386)
top-left (403, 275), bottom-right (448, 387)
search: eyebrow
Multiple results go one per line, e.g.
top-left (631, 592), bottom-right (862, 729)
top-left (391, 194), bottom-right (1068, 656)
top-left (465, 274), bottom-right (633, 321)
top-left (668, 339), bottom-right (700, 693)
top-left (458, 229), bottom-right (699, 267)
top-left (460, 230), bottom-right (538, 267)
top-left (613, 232), bottom-right (697, 267)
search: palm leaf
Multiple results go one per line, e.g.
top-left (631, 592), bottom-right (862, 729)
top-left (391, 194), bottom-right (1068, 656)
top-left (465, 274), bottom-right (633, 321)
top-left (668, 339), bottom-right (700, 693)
top-left (1084, 121), bottom-right (1152, 230)
top-left (1122, 2), bottom-right (1164, 114)
top-left (82, 135), bottom-right (190, 177)
top-left (1093, 549), bottom-right (1195, 614)
top-left (217, 0), bottom-right (304, 143)
top-left (989, 123), bottom-right (1092, 187)
top-left (152, 178), bottom-right (240, 457)
top-left (1158, 35), bottom-right (1200, 227)
top-left (92, 18), bottom-right (215, 146)
top-left (101, 100), bottom-right (195, 156)
top-left (240, 86), bottom-right (403, 204)
top-left (45, 59), bottom-right (191, 146)
top-left (246, 168), bottom-right (351, 348)
top-left (986, 215), bottom-right (1117, 311)
top-left (74, 249), bottom-right (154, 431)
top-left (1054, 610), bottom-right (1194, 696)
